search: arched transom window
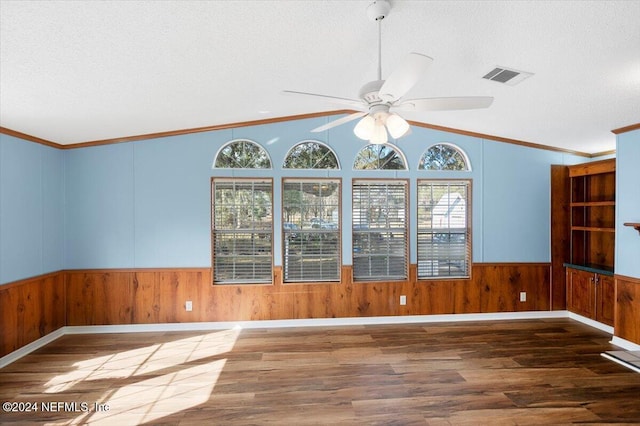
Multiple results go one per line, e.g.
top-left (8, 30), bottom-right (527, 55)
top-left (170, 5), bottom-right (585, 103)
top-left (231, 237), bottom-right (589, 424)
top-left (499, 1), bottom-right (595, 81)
top-left (213, 139), bottom-right (271, 169)
top-left (353, 144), bottom-right (407, 170)
top-left (284, 141), bottom-right (339, 169)
top-left (419, 143), bottom-right (470, 171)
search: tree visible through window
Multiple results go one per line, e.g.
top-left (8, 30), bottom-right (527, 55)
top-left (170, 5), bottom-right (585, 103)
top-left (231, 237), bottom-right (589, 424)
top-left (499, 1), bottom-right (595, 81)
top-left (353, 144), bottom-right (407, 170)
top-left (417, 180), bottom-right (471, 279)
top-left (214, 140), bottom-right (271, 169)
top-left (419, 144), bottom-right (469, 171)
top-left (352, 180), bottom-right (408, 281)
top-left (284, 141), bottom-right (339, 169)
top-left (282, 179), bottom-right (340, 282)
top-left (212, 178), bottom-right (273, 284)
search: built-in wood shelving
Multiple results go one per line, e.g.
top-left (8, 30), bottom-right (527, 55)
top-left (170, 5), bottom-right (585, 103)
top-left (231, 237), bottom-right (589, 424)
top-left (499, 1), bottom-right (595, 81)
top-left (567, 158), bottom-right (616, 273)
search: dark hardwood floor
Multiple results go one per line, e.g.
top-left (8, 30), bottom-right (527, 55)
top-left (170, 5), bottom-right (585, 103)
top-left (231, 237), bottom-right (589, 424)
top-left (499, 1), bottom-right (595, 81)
top-left (1, 318), bottom-right (639, 425)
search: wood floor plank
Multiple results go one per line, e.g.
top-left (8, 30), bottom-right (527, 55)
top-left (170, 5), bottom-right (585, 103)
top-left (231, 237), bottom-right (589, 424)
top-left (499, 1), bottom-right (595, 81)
top-left (0, 318), bottom-right (639, 424)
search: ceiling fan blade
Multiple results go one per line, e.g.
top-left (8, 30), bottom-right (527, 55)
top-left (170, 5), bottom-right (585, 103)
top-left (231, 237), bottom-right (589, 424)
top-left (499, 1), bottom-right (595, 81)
top-left (311, 112), bottom-right (368, 132)
top-left (394, 96), bottom-right (494, 111)
top-left (378, 53), bottom-right (433, 102)
top-left (282, 90), bottom-right (364, 109)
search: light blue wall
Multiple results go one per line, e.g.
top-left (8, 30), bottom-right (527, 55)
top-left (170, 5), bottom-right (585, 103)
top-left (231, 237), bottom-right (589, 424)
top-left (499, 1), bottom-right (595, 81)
top-left (482, 141), bottom-right (569, 262)
top-left (615, 129), bottom-right (640, 278)
top-left (134, 132), bottom-right (231, 267)
top-left (1, 115), bottom-right (603, 281)
top-left (64, 143), bottom-right (135, 269)
top-left (0, 134), bottom-right (64, 284)
top-left (61, 115), bottom-right (581, 269)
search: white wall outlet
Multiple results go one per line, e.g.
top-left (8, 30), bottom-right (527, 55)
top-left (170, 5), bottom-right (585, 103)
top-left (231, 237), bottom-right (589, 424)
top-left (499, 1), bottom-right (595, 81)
top-left (519, 292), bottom-right (526, 302)
top-left (400, 295), bottom-right (407, 305)
top-left (185, 300), bottom-right (193, 311)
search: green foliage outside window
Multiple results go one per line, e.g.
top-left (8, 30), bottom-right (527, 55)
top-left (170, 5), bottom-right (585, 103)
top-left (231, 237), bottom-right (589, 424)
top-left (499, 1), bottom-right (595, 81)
top-left (214, 140), bottom-right (271, 169)
top-left (419, 144), bottom-right (469, 171)
top-left (353, 144), bottom-right (406, 170)
top-left (284, 141), bottom-right (339, 169)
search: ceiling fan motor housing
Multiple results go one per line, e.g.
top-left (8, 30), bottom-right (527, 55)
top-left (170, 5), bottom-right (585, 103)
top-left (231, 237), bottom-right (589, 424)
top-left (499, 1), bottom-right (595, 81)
top-left (367, 0), bottom-right (391, 21)
top-left (359, 80), bottom-right (386, 104)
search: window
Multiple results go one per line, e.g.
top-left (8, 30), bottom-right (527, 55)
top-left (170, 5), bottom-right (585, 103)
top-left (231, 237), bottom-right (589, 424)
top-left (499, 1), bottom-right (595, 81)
top-left (211, 178), bottom-right (273, 284)
top-left (213, 139), bottom-right (271, 169)
top-left (284, 141), bottom-right (339, 169)
top-left (352, 180), bottom-right (408, 281)
top-left (417, 180), bottom-right (471, 279)
top-left (419, 143), bottom-right (470, 171)
top-left (282, 179), bottom-right (341, 282)
top-left (353, 144), bottom-right (407, 170)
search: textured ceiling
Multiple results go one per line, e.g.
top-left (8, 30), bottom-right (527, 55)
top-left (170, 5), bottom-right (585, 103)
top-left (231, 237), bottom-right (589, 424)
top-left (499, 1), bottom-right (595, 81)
top-left (1, 0), bottom-right (639, 153)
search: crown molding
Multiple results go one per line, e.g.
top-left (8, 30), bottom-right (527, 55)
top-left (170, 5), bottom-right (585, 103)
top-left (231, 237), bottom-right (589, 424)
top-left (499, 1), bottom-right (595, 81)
top-left (1, 112), bottom-right (617, 158)
top-left (58, 110), bottom-right (354, 149)
top-left (611, 123), bottom-right (640, 135)
top-left (0, 127), bottom-right (63, 149)
top-left (407, 120), bottom-right (596, 158)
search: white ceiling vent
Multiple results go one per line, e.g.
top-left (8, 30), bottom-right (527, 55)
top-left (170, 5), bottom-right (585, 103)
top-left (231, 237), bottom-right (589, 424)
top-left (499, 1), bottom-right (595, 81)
top-left (483, 66), bottom-right (533, 86)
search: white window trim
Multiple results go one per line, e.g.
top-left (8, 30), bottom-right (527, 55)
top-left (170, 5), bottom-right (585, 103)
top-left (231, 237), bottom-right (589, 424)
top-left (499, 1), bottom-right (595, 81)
top-left (283, 140), bottom-right (341, 170)
top-left (352, 143), bottom-right (409, 171)
top-left (419, 142), bottom-right (471, 171)
top-left (212, 139), bottom-right (273, 170)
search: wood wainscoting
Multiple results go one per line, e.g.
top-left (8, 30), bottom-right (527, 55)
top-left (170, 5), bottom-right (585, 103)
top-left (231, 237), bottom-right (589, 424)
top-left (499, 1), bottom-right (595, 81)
top-left (64, 263), bottom-right (551, 326)
top-left (0, 272), bottom-right (65, 357)
top-left (615, 274), bottom-right (640, 344)
top-left (2, 263), bottom-right (551, 358)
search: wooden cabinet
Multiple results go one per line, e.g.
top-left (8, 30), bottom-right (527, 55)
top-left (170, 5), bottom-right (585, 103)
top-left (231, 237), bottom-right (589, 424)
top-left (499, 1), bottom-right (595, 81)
top-left (566, 267), bottom-right (614, 326)
top-left (596, 274), bottom-right (615, 326)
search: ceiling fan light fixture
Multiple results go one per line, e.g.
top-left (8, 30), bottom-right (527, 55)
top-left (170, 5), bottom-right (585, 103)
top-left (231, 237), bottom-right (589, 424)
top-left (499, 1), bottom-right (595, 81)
top-left (371, 120), bottom-right (388, 144)
top-left (354, 115), bottom-right (375, 140)
top-left (386, 113), bottom-right (410, 139)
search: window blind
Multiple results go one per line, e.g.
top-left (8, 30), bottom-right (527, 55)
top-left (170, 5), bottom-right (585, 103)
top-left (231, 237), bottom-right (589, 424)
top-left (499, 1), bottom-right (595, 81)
top-left (352, 180), bottom-right (408, 281)
top-left (212, 178), bottom-right (273, 284)
top-left (282, 179), bottom-right (340, 282)
top-left (417, 180), bottom-right (471, 279)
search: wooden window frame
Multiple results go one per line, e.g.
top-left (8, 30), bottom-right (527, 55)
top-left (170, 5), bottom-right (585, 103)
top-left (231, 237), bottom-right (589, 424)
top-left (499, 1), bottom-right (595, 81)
top-left (211, 177), bottom-right (274, 285)
top-left (416, 179), bottom-right (472, 280)
top-left (351, 178), bottom-right (409, 282)
top-left (281, 177), bottom-right (342, 284)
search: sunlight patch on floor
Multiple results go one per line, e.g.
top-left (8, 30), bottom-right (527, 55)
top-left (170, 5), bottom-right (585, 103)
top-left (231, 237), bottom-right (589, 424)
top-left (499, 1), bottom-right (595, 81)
top-left (81, 358), bottom-right (227, 425)
top-left (44, 328), bottom-right (240, 394)
top-left (37, 327), bottom-right (241, 423)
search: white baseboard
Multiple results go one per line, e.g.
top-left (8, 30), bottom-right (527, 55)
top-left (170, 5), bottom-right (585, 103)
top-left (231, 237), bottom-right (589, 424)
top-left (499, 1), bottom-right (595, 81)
top-left (61, 310), bottom-right (570, 335)
top-left (0, 310), bottom-right (609, 369)
top-left (0, 328), bottom-right (66, 369)
top-left (567, 312), bottom-right (615, 334)
top-left (610, 336), bottom-right (640, 351)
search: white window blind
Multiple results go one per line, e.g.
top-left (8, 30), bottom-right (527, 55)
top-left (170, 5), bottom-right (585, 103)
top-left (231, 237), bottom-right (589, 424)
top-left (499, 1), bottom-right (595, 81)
top-left (212, 178), bottom-right (273, 284)
top-left (352, 180), bottom-right (408, 281)
top-left (417, 180), bottom-right (471, 279)
top-left (282, 179), bottom-right (341, 282)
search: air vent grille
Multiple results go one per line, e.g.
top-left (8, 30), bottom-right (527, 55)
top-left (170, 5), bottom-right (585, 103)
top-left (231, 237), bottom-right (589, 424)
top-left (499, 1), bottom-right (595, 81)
top-left (483, 67), bottom-right (533, 86)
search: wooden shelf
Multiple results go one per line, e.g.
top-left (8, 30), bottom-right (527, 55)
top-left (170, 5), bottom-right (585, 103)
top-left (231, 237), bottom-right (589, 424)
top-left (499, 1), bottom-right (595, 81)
top-left (571, 201), bottom-right (615, 207)
top-left (624, 223), bottom-right (640, 235)
top-left (572, 226), bottom-right (615, 233)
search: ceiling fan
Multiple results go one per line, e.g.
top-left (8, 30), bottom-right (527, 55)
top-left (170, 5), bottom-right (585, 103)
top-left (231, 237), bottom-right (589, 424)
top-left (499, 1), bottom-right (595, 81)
top-left (283, 0), bottom-right (493, 144)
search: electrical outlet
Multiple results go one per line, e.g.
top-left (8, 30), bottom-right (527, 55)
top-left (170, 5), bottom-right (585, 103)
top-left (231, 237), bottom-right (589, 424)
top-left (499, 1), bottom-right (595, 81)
top-left (519, 292), bottom-right (526, 302)
top-left (400, 295), bottom-right (407, 305)
top-left (185, 300), bottom-right (193, 311)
